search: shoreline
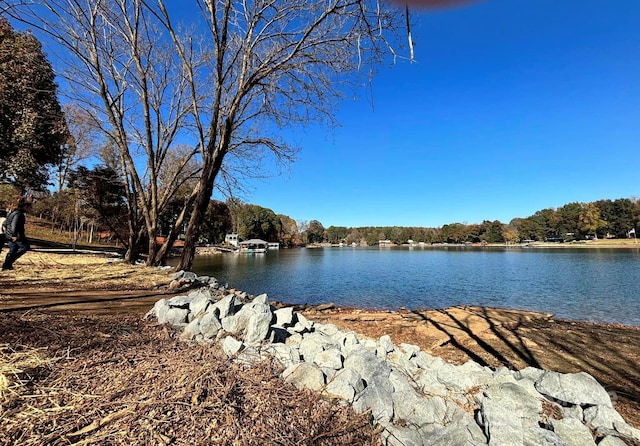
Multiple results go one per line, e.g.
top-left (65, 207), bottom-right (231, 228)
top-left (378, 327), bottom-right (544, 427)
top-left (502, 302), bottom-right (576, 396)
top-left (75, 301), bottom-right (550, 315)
top-left (292, 301), bottom-right (640, 330)
top-left (195, 238), bottom-right (640, 253)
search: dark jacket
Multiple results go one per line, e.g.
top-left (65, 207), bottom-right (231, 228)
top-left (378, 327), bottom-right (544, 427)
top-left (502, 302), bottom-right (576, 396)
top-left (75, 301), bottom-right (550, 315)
top-left (4, 209), bottom-right (26, 241)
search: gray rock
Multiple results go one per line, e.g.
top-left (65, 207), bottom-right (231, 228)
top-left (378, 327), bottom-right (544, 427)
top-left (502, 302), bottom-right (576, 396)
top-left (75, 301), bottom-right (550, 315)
top-left (324, 368), bottom-right (365, 402)
top-left (284, 332), bottom-right (303, 347)
top-left (479, 382), bottom-right (543, 445)
top-left (490, 370), bottom-right (539, 400)
top-left (386, 350), bottom-right (420, 376)
top-left (244, 312), bottom-right (273, 346)
top-left (361, 338), bottom-right (379, 351)
top-left (392, 391), bottom-right (447, 431)
top-left (167, 294), bottom-right (192, 309)
top-left (389, 370), bottom-right (416, 394)
top-left (333, 331), bottom-right (360, 350)
top-left (237, 296), bottom-right (271, 317)
top-left (211, 294), bottom-right (239, 319)
top-left (352, 384), bottom-right (394, 424)
top-left (221, 312), bottom-right (251, 337)
top-left (598, 436), bottom-right (629, 446)
top-left (283, 362), bottom-right (325, 391)
top-left (145, 298), bottom-right (169, 321)
top-left (535, 371), bottom-right (612, 407)
top-left (382, 423), bottom-right (424, 446)
top-left (182, 271), bottom-right (197, 281)
top-left (324, 377), bottom-right (356, 402)
top-left (583, 405), bottom-right (625, 430)
top-left (343, 346), bottom-right (392, 384)
top-left (378, 334), bottom-right (395, 355)
top-left (199, 310), bottom-right (222, 340)
top-left (313, 348), bottom-right (343, 370)
top-left (273, 307), bottom-right (294, 327)
top-left (221, 336), bottom-right (243, 356)
top-left (163, 307), bottom-right (189, 326)
top-left (522, 428), bottom-right (566, 446)
top-left (561, 404), bottom-right (584, 421)
top-left (261, 343), bottom-right (301, 368)
top-left (298, 332), bottom-right (335, 361)
top-left (369, 372), bottom-right (395, 395)
top-left (420, 421), bottom-right (488, 446)
top-left (435, 361), bottom-right (479, 391)
top-left (398, 343), bottom-right (421, 359)
top-left (412, 350), bottom-right (446, 370)
top-left (550, 417), bottom-right (596, 446)
top-left (513, 366), bottom-right (546, 382)
top-left (315, 323), bottom-right (340, 337)
top-left (187, 289), bottom-right (212, 318)
top-left (145, 290), bottom-right (638, 446)
top-left (413, 367), bottom-right (450, 398)
top-left (612, 420), bottom-right (640, 441)
top-left (180, 313), bottom-right (204, 340)
top-left (251, 293), bottom-right (269, 305)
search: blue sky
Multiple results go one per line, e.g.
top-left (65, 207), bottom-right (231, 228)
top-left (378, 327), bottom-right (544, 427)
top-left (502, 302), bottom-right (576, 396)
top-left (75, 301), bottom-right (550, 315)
top-left (234, 0), bottom-right (639, 228)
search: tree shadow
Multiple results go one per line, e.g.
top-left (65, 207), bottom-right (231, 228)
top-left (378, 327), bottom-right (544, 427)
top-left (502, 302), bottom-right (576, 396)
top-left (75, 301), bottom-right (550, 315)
top-left (412, 307), bottom-right (640, 427)
top-left (412, 307), bottom-right (541, 369)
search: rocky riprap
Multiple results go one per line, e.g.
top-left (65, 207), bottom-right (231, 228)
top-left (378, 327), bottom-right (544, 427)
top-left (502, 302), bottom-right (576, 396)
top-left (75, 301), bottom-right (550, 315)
top-left (145, 271), bottom-right (640, 446)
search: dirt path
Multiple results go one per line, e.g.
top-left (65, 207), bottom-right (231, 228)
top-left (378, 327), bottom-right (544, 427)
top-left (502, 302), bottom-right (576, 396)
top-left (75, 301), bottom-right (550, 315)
top-left (0, 288), bottom-right (179, 315)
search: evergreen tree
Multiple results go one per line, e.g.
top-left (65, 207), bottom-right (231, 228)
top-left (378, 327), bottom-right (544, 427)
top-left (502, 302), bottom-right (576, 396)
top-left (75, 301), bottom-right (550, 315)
top-left (0, 17), bottom-right (68, 191)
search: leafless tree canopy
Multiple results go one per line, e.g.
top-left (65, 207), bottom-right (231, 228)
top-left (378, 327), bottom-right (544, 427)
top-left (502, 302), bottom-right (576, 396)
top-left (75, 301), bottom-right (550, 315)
top-left (4, 0), bottom-right (408, 268)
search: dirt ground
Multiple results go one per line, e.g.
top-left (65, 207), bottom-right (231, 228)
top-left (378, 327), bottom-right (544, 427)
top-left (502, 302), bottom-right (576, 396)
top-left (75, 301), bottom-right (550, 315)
top-left (1, 249), bottom-right (639, 443)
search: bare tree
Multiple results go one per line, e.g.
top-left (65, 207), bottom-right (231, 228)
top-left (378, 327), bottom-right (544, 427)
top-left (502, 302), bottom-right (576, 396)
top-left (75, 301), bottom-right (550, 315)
top-left (6, 0), bottom-right (408, 269)
top-left (53, 103), bottom-right (100, 193)
top-left (152, 0), bottom-right (407, 270)
top-left (6, 0), bottom-right (204, 262)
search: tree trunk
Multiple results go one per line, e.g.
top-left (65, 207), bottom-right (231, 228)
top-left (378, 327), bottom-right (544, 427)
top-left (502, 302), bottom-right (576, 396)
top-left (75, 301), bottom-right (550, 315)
top-left (174, 146), bottom-right (227, 270)
top-left (146, 226), bottom-right (158, 266)
top-left (150, 192), bottom-right (198, 266)
top-left (175, 178), bottom-right (214, 271)
top-left (174, 118), bottom-right (231, 272)
top-left (124, 226), bottom-right (146, 264)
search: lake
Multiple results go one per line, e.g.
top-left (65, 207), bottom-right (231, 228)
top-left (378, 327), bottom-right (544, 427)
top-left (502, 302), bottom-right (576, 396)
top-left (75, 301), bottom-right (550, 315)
top-left (188, 246), bottom-right (640, 327)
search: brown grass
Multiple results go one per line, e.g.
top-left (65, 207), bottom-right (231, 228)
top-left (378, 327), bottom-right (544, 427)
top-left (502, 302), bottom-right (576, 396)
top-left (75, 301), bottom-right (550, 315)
top-left (1, 251), bottom-right (173, 291)
top-left (0, 312), bottom-right (378, 446)
top-left (1, 251), bottom-right (380, 444)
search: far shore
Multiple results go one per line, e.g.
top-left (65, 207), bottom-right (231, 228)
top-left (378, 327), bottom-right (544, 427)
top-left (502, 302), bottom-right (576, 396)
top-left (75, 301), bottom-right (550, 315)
top-left (200, 238), bottom-right (640, 251)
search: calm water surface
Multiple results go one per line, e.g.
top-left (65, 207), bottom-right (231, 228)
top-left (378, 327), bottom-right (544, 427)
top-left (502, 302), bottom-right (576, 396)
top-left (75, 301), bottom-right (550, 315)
top-left (188, 247), bottom-right (640, 326)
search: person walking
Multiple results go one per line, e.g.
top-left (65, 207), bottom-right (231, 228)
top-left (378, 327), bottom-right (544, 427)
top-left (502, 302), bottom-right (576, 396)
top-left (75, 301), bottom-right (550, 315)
top-left (0, 209), bottom-right (6, 255)
top-left (2, 197), bottom-right (32, 271)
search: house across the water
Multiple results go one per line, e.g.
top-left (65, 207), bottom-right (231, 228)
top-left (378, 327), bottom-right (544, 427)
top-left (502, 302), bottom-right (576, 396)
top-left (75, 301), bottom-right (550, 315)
top-left (238, 239), bottom-right (268, 253)
top-left (225, 233), bottom-right (239, 247)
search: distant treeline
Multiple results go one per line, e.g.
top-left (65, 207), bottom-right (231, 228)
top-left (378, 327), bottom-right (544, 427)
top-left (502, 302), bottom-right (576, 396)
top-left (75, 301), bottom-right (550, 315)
top-left (25, 186), bottom-right (639, 247)
top-left (202, 197), bottom-right (640, 247)
top-left (317, 198), bottom-right (639, 246)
